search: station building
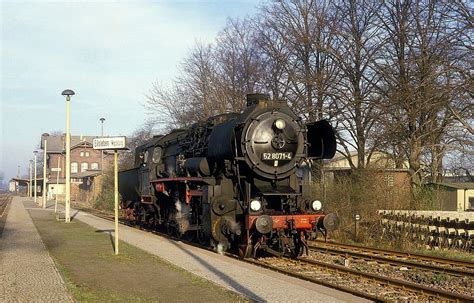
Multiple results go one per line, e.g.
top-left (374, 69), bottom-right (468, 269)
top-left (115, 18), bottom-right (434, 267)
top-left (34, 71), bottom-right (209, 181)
top-left (324, 151), bottom-right (411, 188)
top-left (40, 133), bottom-right (112, 203)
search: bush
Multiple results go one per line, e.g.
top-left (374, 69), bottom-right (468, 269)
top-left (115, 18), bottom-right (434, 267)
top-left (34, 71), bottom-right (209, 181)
top-left (412, 186), bottom-right (439, 210)
top-left (93, 168), bottom-right (115, 211)
top-left (314, 168), bottom-right (411, 244)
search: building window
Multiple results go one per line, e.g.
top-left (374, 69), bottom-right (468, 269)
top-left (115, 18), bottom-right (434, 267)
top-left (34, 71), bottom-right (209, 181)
top-left (384, 174), bottom-right (394, 187)
top-left (71, 162), bottom-right (78, 173)
top-left (469, 197), bottom-right (474, 210)
top-left (80, 151), bottom-right (84, 157)
top-left (91, 162), bottom-right (99, 170)
top-left (71, 178), bottom-right (83, 184)
top-left (85, 151), bottom-right (90, 157)
top-left (81, 162), bottom-right (88, 172)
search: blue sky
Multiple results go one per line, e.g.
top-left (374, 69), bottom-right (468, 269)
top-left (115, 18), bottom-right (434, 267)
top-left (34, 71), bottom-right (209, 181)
top-left (0, 0), bottom-right (260, 181)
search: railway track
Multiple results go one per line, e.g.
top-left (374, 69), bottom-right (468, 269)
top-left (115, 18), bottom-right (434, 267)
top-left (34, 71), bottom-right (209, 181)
top-left (0, 193), bottom-right (12, 217)
top-left (255, 256), bottom-right (473, 302)
top-left (309, 240), bottom-right (474, 274)
top-left (74, 207), bottom-right (474, 302)
top-left (0, 193), bottom-right (13, 237)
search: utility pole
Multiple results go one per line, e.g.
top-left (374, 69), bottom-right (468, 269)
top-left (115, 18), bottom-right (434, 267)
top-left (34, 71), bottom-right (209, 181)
top-left (55, 156), bottom-right (60, 213)
top-left (100, 117), bottom-right (105, 172)
top-left (33, 151), bottom-right (38, 205)
top-left (29, 160), bottom-right (33, 198)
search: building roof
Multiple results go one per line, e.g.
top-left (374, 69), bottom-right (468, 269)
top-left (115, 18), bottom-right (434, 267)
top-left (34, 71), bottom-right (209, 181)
top-left (328, 150), bottom-right (401, 162)
top-left (432, 182), bottom-right (474, 190)
top-left (74, 170), bottom-right (102, 178)
top-left (328, 151), bottom-right (359, 161)
top-left (10, 177), bottom-right (44, 184)
top-left (47, 178), bottom-right (66, 184)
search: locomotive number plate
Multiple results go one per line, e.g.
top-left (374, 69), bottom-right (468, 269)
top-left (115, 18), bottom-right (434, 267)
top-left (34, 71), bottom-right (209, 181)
top-left (262, 152), bottom-right (292, 160)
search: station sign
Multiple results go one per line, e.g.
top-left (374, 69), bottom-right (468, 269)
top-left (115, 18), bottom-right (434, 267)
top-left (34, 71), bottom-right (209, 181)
top-left (93, 136), bottom-right (127, 150)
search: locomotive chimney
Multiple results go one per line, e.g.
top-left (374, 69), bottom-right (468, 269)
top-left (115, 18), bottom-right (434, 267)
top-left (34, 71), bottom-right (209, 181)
top-left (246, 93), bottom-right (270, 107)
top-left (41, 133), bottom-right (50, 149)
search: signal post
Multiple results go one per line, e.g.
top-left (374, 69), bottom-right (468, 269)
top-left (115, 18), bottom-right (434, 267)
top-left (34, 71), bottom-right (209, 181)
top-left (93, 136), bottom-right (127, 255)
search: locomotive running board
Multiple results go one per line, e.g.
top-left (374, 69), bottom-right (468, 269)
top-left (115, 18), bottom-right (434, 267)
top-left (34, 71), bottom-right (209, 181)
top-left (256, 185), bottom-right (297, 195)
top-left (260, 192), bottom-right (299, 196)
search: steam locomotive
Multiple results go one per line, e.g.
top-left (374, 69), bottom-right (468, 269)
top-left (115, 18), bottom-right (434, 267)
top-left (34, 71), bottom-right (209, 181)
top-left (119, 94), bottom-right (338, 257)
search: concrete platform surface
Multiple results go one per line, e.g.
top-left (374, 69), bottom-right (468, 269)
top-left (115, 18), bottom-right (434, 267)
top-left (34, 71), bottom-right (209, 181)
top-left (0, 197), bottom-right (73, 302)
top-left (71, 208), bottom-right (370, 302)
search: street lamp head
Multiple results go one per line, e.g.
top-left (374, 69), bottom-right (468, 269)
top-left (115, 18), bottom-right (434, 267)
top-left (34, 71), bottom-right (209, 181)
top-left (100, 118), bottom-right (105, 123)
top-left (61, 89), bottom-right (75, 97)
top-left (33, 150), bottom-right (38, 156)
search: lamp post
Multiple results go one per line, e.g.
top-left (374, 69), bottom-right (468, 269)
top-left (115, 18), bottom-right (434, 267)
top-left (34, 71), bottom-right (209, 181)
top-left (33, 150), bottom-right (38, 205)
top-left (100, 117), bottom-right (105, 136)
top-left (29, 160), bottom-right (33, 198)
top-left (62, 89), bottom-right (75, 222)
top-left (100, 117), bottom-right (105, 172)
top-left (42, 139), bottom-right (48, 208)
top-left (55, 156), bottom-right (61, 213)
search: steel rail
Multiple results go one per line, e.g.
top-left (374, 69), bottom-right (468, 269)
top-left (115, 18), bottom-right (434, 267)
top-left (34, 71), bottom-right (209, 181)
top-left (296, 257), bottom-right (474, 302)
top-left (311, 240), bottom-right (474, 270)
top-left (0, 194), bottom-right (12, 217)
top-left (309, 244), bottom-right (474, 277)
top-left (241, 258), bottom-right (384, 302)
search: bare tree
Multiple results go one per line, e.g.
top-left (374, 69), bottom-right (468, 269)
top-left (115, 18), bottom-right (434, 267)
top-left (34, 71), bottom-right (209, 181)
top-left (375, 0), bottom-right (471, 189)
top-left (119, 120), bottom-right (156, 170)
top-left (329, 0), bottom-right (384, 169)
top-left (146, 42), bottom-right (222, 127)
top-left (254, 16), bottom-right (292, 101)
top-left (214, 18), bottom-right (264, 112)
top-left (146, 82), bottom-right (186, 129)
top-left (258, 0), bottom-right (339, 120)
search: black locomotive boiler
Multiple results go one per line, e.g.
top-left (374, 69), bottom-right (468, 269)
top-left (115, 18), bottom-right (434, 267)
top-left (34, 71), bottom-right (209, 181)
top-left (119, 94), bottom-right (338, 257)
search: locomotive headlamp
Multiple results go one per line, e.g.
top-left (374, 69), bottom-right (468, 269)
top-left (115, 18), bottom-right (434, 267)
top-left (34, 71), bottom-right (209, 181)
top-left (311, 200), bottom-right (322, 211)
top-left (274, 119), bottom-right (286, 130)
top-left (250, 199), bottom-right (262, 212)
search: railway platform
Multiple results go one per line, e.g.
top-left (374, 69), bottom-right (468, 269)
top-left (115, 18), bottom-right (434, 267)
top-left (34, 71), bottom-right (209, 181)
top-left (0, 196), bottom-right (73, 302)
top-left (71, 209), bottom-right (369, 302)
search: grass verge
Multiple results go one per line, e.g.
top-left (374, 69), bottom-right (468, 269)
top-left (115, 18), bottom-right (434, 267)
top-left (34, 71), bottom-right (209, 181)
top-left (28, 207), bottom-right (246, 302)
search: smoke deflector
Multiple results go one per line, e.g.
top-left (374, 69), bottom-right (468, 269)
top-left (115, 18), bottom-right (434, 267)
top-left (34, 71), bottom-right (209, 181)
top-left (306, 120), bottom-right (336, 159)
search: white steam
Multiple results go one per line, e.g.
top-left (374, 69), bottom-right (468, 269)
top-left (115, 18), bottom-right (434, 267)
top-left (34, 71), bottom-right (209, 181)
top-left (175, 200), bottom-right (182, 214)
top-left (217, 243), bottom-right (225, 255)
